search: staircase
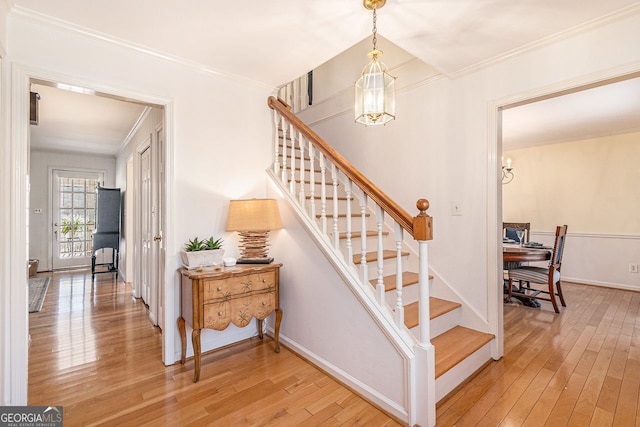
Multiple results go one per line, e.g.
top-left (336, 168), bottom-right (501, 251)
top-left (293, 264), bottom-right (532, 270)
top-left (267, 96), bottom-right (493, 426)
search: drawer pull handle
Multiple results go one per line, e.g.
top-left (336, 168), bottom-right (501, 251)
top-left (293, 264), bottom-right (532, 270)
top-left (217, 286), bottom-right (222, 291)
top-left (262, 279), bottom-right (266, 283)
top-left (218, 311), bottom-right (224, 316)
top-left (262, 301), bottom-right (267, 306)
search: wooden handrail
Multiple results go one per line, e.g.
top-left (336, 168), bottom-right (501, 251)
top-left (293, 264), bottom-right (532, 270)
top-left (268, 96), bottom-right (431, 240)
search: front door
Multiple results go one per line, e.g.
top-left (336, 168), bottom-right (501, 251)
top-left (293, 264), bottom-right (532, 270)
top-left (52, 170), bottom-right (104, 269)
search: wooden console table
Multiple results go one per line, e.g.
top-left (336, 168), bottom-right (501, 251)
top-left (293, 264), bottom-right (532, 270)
top-left (178, 263), bottom-right (283, 382)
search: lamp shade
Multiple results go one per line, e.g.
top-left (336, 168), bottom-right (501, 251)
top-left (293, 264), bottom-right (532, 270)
top-left (225, 199), bottom-right (282, 232)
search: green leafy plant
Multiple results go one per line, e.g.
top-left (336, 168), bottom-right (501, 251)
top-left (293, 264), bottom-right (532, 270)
top-left (185, 237), bottom-right (206, 252)
top-left (61, 216), bottom-right (82, 238)
top-left (204, 236), bottom-right (224, 250)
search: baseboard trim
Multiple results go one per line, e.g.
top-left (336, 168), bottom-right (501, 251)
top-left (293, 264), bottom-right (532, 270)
top-left (562, 279), bottom-right (640, 292)
top-left (271, 329), bottom-right (410, 423)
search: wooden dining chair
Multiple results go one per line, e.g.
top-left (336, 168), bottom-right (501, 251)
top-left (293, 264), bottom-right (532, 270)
top-left (507, 225), bottom-right (568, 313)
top-left (503, 222), bottom-right (530, 243)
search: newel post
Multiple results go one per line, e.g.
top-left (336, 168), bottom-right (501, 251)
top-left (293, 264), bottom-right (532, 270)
top-left (412, 198), bottom-right (436, 427)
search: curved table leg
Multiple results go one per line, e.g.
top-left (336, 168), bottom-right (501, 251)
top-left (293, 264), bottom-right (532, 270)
top-left (257, 318), bottom-right (264, 339)
top-left (192, 328), bottom-right (201, 382)
top-left (178, 317), bottom-right (186, 365)
top-left (273, 308), bottom-right (283, 354)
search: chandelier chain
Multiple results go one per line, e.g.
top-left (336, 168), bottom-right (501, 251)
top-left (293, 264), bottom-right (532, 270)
top-left (372, 7), bottom-right (378, 51)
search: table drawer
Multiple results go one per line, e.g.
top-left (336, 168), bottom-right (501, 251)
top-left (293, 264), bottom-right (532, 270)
top-left (203, 271), bottom-right (276, 303)
top-left (203, 291), bottom-right (276, 330)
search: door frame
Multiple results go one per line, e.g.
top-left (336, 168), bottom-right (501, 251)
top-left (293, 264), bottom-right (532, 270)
top-left (49, 167), bottom-right (106, 270)
top-left (6, 64), bottom-right (175, 405)
top-left (486, 61), bottom-right (640, 361)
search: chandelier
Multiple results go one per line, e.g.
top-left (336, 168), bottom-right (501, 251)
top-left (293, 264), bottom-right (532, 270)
top-left (354, 0), bottom-right (396, 126)
top-left (502, 157), bottom-right (514, 184)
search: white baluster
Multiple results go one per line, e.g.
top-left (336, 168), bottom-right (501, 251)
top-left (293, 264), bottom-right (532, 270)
top-left (375, 205), bottom-right (385, 306)
top-left (298, 133), bottom-right (306, 205)
top-left (319, 155), bottom-right (327, 235)
top-left (308, 143), bottom-right (316, 220)
top-left (331, 164), bottom-right (339, 249)
top-left (289, 123), bottom-right (296, 194)
top-left (273, 111), bottom-right (280, 174)
top-left (360, 194), bottom-right (368, 284)
top-left (394, 222), bottom-right (404, 327)
top-left (345, 179), bottom-right (353, 264)
top-left (418, 240), bottom-right (431, 345)
top-left (280, 121), bottom-right (288, 183)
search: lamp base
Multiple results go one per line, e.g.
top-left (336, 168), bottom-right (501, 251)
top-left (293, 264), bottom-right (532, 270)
top-left (236, 257), bottom-right (274, 264)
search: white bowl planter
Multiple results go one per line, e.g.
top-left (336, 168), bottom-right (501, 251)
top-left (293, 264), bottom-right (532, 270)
top-left (181, 249), bottom-right (225, 268)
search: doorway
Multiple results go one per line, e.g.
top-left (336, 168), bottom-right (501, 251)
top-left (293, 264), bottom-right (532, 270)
top-left (5, 66), bottom-right (174, 405)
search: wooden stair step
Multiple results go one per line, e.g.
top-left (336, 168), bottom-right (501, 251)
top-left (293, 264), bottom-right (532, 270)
top-left (308, 196), bottom-right (353, 201)
top-left (432, 326), bottom-right (494, 379)
top-left (403, 297), bottom-right (462, 328)
top-left (317, 213), bottom-right (370, 219)
top-left (369, 272), bottom-right (434, 292)
top-left (353, 250), bottom-right (409, 265)
top-left (289, 179), bottom-right (334, 185)
top-left (340, 230), bottom-right (388, 239)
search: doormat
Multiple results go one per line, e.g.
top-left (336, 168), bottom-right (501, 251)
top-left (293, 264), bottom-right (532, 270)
top-left (29, 276), bottom-right (51, 313)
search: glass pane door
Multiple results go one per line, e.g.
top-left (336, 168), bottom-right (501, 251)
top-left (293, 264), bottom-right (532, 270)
top-left (52, 170), bottom-right (103, 269)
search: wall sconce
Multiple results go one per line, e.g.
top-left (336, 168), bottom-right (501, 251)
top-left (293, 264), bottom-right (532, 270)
top-left (225, 199), bottom-right (282, 264)
top-left (502, 157), bottom-right (514, 184)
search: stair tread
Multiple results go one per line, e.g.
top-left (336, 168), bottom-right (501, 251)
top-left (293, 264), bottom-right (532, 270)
top-left (317, 213), bottom-right (370, 219)
top-left (403, 297), bottom-right (462, 328)
top-left (369, 271), bottom-right (434, 292)
top-left (308, 196), bottom-right (352, 201)
top-left (353, 250), bottom-right (409, 265)
top-left (340, 230), bottom-right (389, 239)
top-left (432, 326), bottom-right (494, 379)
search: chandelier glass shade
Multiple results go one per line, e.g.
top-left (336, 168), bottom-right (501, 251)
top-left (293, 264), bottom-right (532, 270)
top-left (355, 0), bottom-right (396, 126)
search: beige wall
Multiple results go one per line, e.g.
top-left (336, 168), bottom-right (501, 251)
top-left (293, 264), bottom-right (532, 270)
top-left (503, 132), bottom-right (640, 235)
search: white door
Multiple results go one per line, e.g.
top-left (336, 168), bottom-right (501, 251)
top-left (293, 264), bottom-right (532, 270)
top-left (153, 125), bottom-right (165, 329)
top-left (52, 170), bottom-right (104, 269)
top-left (140, 147), bottom-right (152, 308)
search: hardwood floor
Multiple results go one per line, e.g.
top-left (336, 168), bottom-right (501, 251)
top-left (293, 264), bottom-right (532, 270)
top-left (29, 271), bottom-right (640, 426)
top-left (437, 281), bottom-right (640, 426)
top-left (28, 269), bottom-right (401, 426)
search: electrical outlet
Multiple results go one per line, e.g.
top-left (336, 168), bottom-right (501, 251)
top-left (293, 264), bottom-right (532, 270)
top-left (33, 208), bottom-right (43, 214)
top-left (451, 201), bottom-right (462, 216)
top-left (630, 263), bottom-right (639, 273)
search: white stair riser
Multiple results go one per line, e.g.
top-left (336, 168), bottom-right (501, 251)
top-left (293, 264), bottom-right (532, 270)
top-left (409, 306), bottom-right (461, 340)
top-left (355, 255), bottom-right (410, 281)
top-left (435, 342), bottom-right (493, 402)
top-left (383, 281), bottom-right (420, 306)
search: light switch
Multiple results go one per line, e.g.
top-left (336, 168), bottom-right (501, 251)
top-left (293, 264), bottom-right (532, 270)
top-left (451, 202), bottom-right (462, 216)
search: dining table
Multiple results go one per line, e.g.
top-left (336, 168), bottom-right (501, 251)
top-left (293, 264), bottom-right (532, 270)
top-left (503, 243), bottom-right (552, 307)
top-left (503, 244), bottom-right (552, 263)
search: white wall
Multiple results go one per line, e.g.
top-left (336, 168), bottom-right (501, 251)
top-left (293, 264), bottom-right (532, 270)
top-left (28, 150), bottom-right (116, 271)
top-left (504, 132), bottom-right (640, 289)
top-left (298, 11), bottom-right (640, 323)
top-left (7, 10), bottom-right (274, 372)
top-left (0, 0), bottom-right (8, 407)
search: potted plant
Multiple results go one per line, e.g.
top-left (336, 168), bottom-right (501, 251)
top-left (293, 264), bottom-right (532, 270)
top-left (180, 236), bottom-right (225, 268)
top-left (61, 216), bottom-right (82, 240)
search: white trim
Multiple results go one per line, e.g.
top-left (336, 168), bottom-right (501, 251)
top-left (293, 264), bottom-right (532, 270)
top-left (7, 64), bottom-right (177, 405)
top-left (562, 278), bottom-right (640, 292)
top-left (448, 3), bottom-right (640, 79)
top-left (532, 231), bottom-right (640, 240)
top-left (119, 107), bottom-right (152, 155)
top-left (276, 332), bottom-right (410, 423)
top-left (10, 6), bottom-right (273, 92)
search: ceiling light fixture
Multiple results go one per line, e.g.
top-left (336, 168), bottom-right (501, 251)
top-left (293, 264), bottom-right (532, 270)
top-left (355, 0), bottom-right (396, 126)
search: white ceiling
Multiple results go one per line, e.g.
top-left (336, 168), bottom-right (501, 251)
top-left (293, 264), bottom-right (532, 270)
top-left (16, 0), bottom-right (640, 155)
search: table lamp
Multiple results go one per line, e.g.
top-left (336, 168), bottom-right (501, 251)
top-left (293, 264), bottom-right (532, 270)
top-left (225, 199), bottom-right (282, 264)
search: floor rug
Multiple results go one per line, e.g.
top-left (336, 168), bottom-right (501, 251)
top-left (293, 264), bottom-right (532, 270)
top-left (29, 276), bottom-right (50, 313)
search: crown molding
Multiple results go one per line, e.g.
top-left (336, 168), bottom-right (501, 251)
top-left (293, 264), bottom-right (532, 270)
top-left (10, 5), bottom-right (274, 92)
top-left (447, 3), bottom-right (640, 80)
